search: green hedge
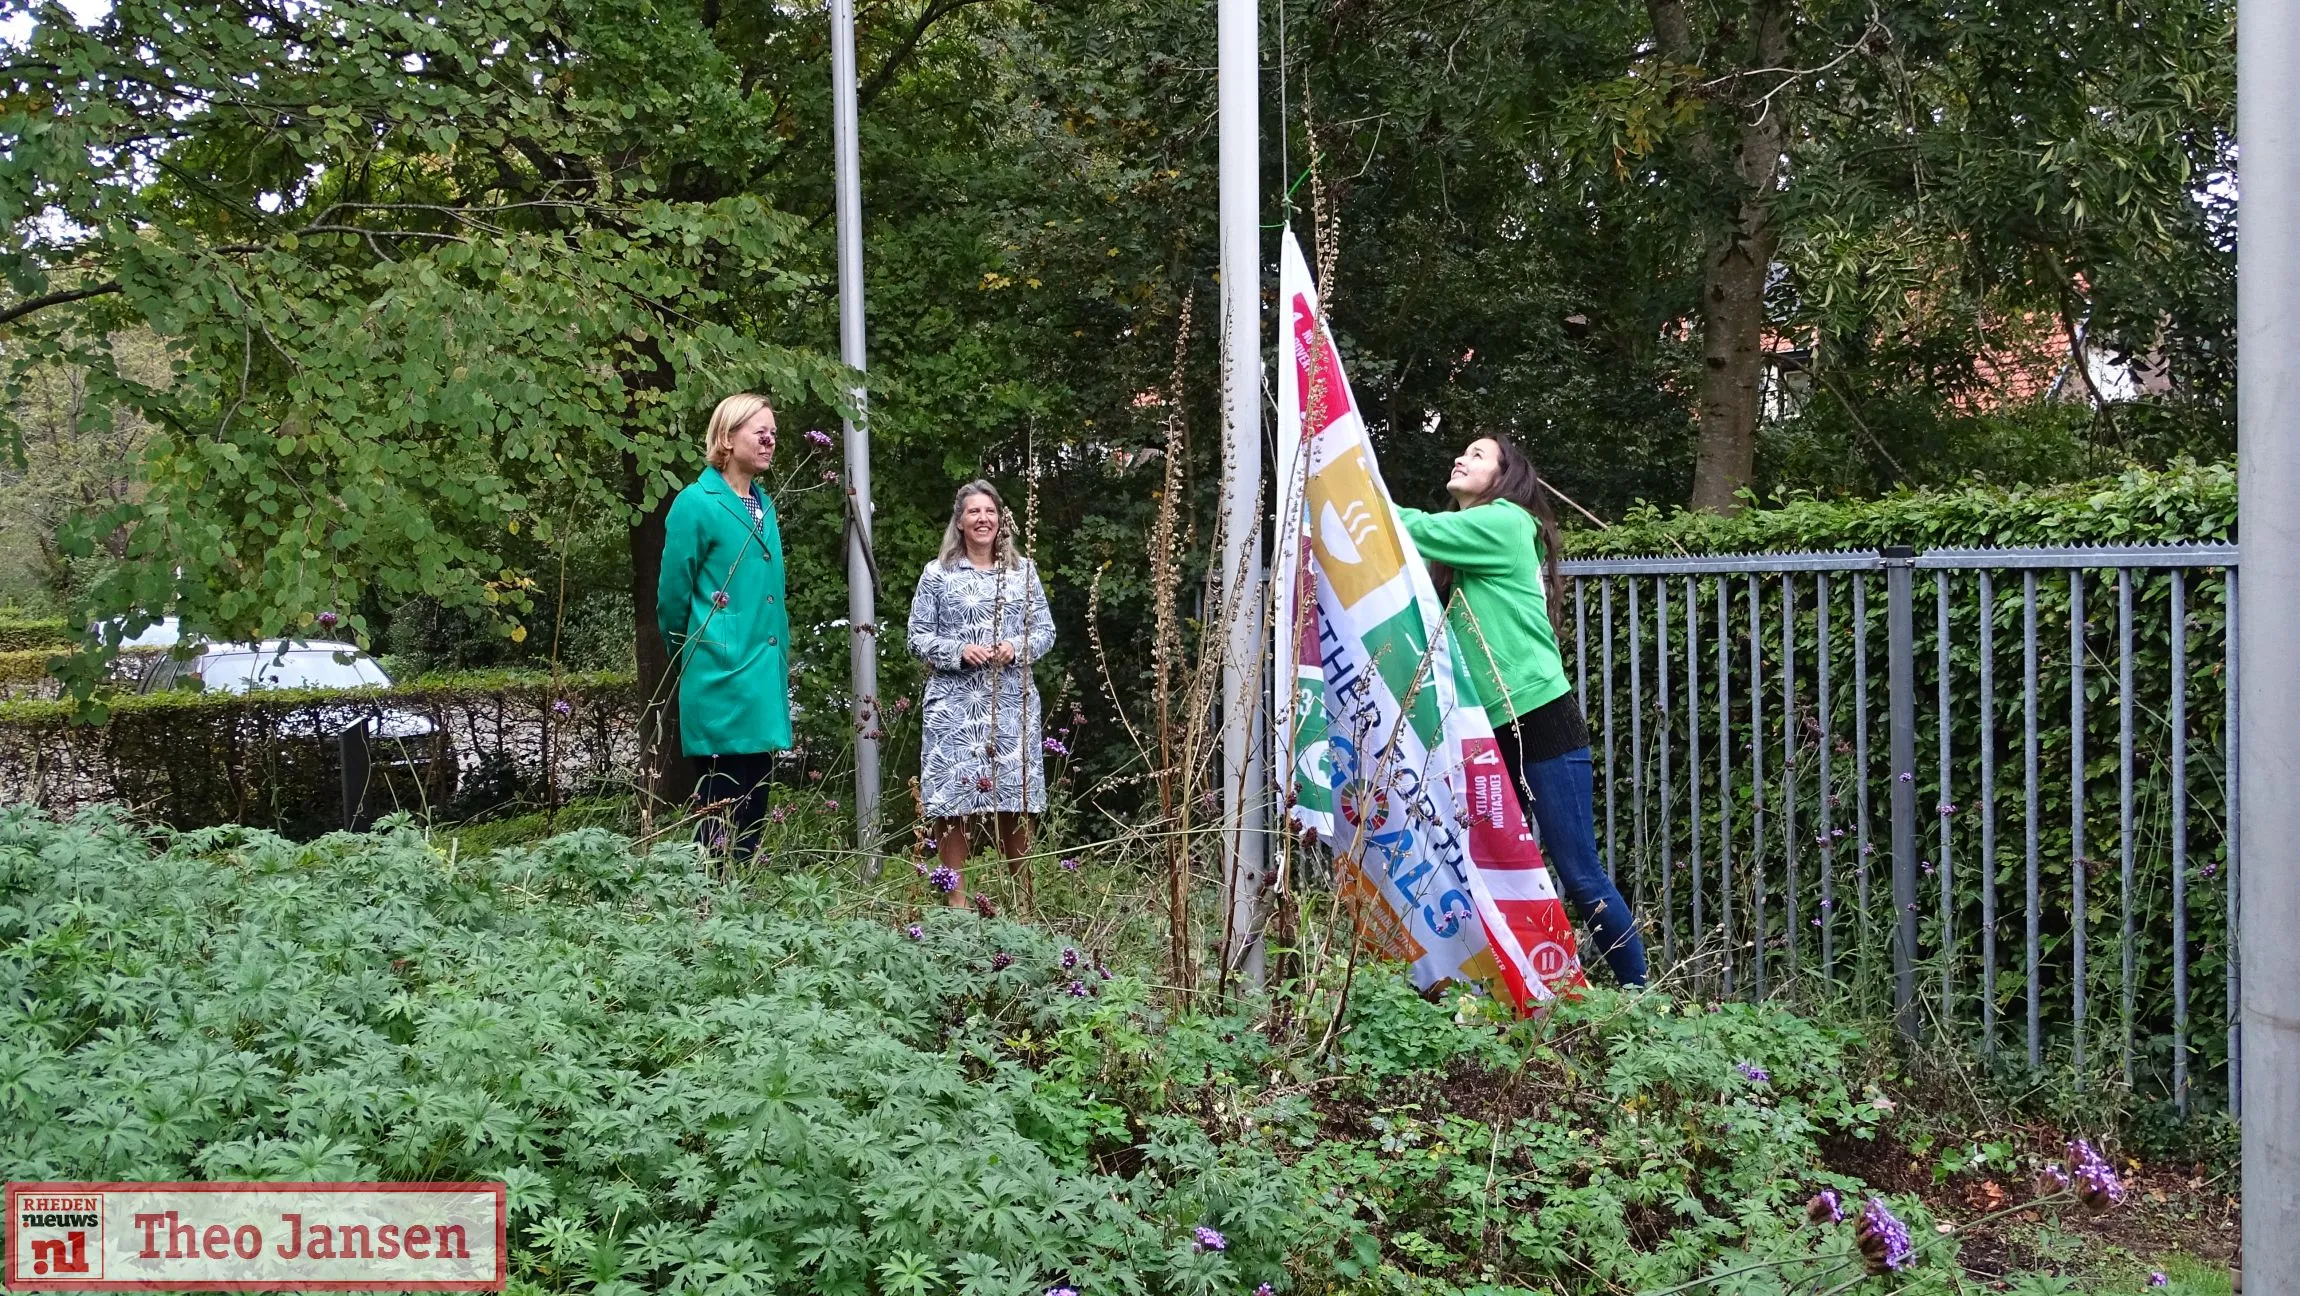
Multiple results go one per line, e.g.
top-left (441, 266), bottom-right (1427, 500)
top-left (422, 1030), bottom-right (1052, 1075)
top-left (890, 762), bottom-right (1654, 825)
top-left (0, 673), bottom-right (638, 838)
top-left (1566, 460), bottom-right (2236, 556)
top-left (0, 617), bottom-right (72, 653)
top-left (1560, 460), bottom-right (2234, 1112)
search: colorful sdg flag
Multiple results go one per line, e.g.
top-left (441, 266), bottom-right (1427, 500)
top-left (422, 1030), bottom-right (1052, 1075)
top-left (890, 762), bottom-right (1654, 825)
top-left (1272, 228), bottom-right (1584, 1011)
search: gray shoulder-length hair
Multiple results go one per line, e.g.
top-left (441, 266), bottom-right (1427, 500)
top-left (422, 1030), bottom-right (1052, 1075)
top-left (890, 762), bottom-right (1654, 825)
top-left (937, 479), bottom-right (1021, 570)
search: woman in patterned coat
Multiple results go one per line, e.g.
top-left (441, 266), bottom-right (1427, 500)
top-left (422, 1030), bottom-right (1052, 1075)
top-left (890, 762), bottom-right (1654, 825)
top-left (906, 480), bottom-right (1055, 905)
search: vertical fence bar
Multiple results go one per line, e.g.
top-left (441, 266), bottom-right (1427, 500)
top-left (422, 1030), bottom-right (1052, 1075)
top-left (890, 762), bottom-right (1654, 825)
top-left (1719, 578), bottom-right (1735, 994)
top-left (1688, 577), bottom-right (1704, 956)
top-left (1603, 580), bottom-right (1617, 881)
top-left (1855, 575), bottom-right (1873, 962)
top-left (1818, 572), bottom-right (1836, 979)
top-left (2172, 568), bottom-right (2191, 1114)
top-left (1886, 548), bottom-right (1919, 1041)
top-left (1576, 580), bottom-right (1588, 714)
top-left (2071, 570), bottom-right (2088, 1088)
top-left (1980, 570), bottom-right (1998, 1055)
top-left (2225, 565), bottom-right (2241, 1120)
top-left (1783, 576), bottom-right (1800, 973)
top-left (1632, 579), bottom-right (1646, 904)
top-left (1937, 571), bottom-right (1954, 1023)
top-left (1659, 580), bottom-right (1675, 969)
top-left (1750, 574), bottom-right (1767, 998)
top-left (2118, 569), bottom-right (2136, 1088)
top-left (2025, 570), bottom-right (2042, 1070)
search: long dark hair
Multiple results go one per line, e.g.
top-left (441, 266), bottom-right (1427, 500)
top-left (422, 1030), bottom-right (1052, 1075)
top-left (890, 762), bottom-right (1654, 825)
top-left (1428, 435), bottom-right (1565, 615)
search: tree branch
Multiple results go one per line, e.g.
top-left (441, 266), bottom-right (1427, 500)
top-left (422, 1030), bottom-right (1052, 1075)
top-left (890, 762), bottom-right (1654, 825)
top-left (0, 282), bottom-right (123, 327)
top-left (856, 0), bottom-right (995, 114)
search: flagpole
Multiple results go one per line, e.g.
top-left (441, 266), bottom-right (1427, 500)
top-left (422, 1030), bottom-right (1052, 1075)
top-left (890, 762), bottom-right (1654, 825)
top-left (2239, 0), bottom-right (2300, 1282)
top-left (830, 0), bottom-right (881, 855)
top-left (1217, 0), bottom-right (1270, 988)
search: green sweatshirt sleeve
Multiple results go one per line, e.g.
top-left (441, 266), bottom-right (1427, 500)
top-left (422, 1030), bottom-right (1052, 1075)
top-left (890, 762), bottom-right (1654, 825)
top-left (656, 489), bottom-right (700, 650)
top-left (1397, 503), bottom-right (1533, 576)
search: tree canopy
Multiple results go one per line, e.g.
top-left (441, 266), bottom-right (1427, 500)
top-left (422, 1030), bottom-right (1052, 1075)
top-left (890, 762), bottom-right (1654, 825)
top-left (2, 0), bottom-right (2235, 739)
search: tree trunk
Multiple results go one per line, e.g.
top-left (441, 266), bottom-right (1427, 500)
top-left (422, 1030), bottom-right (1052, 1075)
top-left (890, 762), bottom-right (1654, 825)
top-left (1687, 202), bottom-right (1778, 513)
top-left (628, 451), bottom-right (692, 822)
top-left (1650, 0), bottom-right (1793, 514)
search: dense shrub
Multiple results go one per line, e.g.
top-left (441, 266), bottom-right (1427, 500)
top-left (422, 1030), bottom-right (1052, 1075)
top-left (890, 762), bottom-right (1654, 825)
top-left (1567, 460), bottom-right (2234, 557)
top-left (0, 616), bottom-right (72, 652)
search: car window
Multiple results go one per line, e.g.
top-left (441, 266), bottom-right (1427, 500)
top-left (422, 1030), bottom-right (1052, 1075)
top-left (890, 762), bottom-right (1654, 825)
top-left (194, 650), bottom-right (389, 693)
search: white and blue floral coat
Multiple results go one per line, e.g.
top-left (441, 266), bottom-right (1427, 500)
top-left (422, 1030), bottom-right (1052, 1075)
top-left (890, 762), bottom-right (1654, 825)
top-left (905, 556), bottom-right (1055, 817)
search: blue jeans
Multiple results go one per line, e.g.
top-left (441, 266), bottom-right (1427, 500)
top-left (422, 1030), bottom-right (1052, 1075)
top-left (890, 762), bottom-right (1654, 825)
top-left (1507, 745), bottom-right (1649, 987)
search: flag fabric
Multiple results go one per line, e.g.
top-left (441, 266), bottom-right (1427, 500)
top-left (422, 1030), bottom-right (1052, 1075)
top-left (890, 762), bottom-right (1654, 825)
top-left (1272, 228), bottom-right (1585, 1011)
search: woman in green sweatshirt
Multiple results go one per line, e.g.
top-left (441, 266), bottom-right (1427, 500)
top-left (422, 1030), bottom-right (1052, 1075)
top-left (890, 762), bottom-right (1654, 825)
top-left (1397, 436), bottom-right (1648, 986)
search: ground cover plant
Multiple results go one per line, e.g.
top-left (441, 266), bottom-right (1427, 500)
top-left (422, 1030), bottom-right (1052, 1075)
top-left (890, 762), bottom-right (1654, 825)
top-left (0, 806), bottom-right (2230, 1294)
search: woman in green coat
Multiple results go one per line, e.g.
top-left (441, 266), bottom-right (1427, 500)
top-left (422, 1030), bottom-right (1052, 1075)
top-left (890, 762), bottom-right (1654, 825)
top-left (657, 392), bottom-right (793, 852)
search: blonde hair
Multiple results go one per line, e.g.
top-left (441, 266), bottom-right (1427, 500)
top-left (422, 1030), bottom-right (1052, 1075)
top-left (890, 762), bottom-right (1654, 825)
top-left (938, 479), bottom-right (1020, 570)
top-left (704, 393), bottom-right (773, 469)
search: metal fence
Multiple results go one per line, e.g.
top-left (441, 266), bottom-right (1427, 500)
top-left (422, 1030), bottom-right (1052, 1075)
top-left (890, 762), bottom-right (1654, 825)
top-left (1559, 544), bottom-right (2239, 1115)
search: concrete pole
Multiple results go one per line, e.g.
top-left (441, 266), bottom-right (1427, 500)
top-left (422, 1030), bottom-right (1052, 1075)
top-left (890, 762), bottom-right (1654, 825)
top-left (2241, 0), bottom-right (2300, 1282)
top-left (830, 0), bottom-right (882, 853)
top-left (1217, 0), bottom-right (1270, 987)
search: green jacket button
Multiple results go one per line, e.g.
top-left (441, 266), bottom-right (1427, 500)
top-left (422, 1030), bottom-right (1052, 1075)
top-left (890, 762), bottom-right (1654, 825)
top-left (768, 635), bottom-right (779, 646)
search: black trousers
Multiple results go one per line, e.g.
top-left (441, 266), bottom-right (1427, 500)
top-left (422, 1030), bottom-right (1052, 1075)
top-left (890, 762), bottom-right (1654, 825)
top-left (695, 752), bottom-right (774, 854)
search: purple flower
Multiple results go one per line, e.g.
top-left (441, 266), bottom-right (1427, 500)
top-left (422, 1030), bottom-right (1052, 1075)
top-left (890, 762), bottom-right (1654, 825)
top-left (1047, 1287), bottom-right (1079, 1296)
top-left (2202, 861), bottom-right (2219, 878)
top-left (1256, 1287), bottom-right (1275, 1296)
top-left (1060, 857), bottom-right (1080, 872)
top-left (991, 951), bottom-right (1015, 971)
top-left (1855, 1197), bottom-right (1914, 1273)
top-left (771, 806), bottom-right (789, 824)
top-left (551, 698), bottom-right (573, 717)
top-left (1898, 771), bottom-right (1914, 783)
top-left (2037, 1165), bottom-right (2071, 1194)
top-left (1938, 802), bottom-right (1957, 816)
top-left (928, 865), bottom-right (960, 893)
top-left (1043, 737), bottom-right (1069, 756)
top-left (905, 924), bottom-right (924, 941)
top-left (1736, 1060), bottom-right (1770, 1085)
top-left (1832, 827), bottom-right (1846, 838)
top-left (2149, 1273), bottom-right (2168, 1288)
top-left (805, 428), bottom-right (835, 448)
top-left (1061, 947), bottom-right (1079, 970)
top-left (2070, 1139), bottom-right (2126, 1210)
top-left (1806, 1189), bottom-right (1844, 1224)
top-left (823, 798), bottom-right (840, 812)
top-left (1192, 1226), bottom-right (1226, 1253)
top-left (1097, 964), bottom-right (1113, 980)
top-left (1067, 980), bottom-right (1089, 997)
top-left (711, 590), bottom-right (730, 609)
top-left (316, 610), bottom-right (340, 629)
